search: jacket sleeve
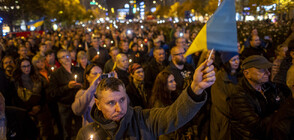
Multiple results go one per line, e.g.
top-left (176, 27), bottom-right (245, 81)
top-left (46, 72), bottom-right (70, 101)
top-left (140, 86), bottom-right (207, 137)
top-left (71, 89), bottom-right (95, 116)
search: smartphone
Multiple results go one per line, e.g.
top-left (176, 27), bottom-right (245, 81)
top-left (101, 73), bottom-right (114, 79)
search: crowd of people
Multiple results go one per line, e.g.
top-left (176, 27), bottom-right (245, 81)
top-left (0, 19), bottom-right (293, 140)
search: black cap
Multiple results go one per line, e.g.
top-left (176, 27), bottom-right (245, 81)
top-left (241, 55), bottom-right (273, 70)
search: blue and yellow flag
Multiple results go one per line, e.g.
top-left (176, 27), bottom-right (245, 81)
top-left (185, 0), bottom-right (237, 57)
top-left (27, 17), bottom-right (45, 29)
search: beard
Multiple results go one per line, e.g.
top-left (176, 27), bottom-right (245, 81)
top-left (176, 59), bottom-right (185, 65)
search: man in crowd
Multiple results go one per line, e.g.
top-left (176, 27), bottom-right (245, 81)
top-left (164, 46), bottom-right (194, 99)
top-left (87, 35), bottom-right (109, 70)
top-left (47, 49), bottom-right (83, 140)
top-left (229, 55), bottom-right (286, 139)
top-left (119, 40), bottom-right (130, 55)
top-left (76, 59), bottom-right (215, 139)
top-left (241, 35), bottom-right (267, 60)
top-left (144, 47), bottom-right (168, 90)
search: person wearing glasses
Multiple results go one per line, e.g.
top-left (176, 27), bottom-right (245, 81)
top-left (47, 49), bottom-right (83, 140)
top-left (163, 46), bottom-right (194, 100)
top-left (13, 58), bottom-right (53, 139)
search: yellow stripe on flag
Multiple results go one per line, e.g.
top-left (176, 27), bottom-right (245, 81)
top-left (184, 24), bottom-right (208, 57)
top-left (33, 20), bottom-right (44, 28)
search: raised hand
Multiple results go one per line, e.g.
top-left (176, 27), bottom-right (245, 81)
top-left (191, 59), bottom-right (216, 95)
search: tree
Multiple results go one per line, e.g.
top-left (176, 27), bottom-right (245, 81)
top-left (204, 0), bottom-right (220, 15)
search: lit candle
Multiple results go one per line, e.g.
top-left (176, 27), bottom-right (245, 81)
top-left (129, 59), bottom-right (132, 63)
top-left (103, 44), bottom-right (106, 47)
top-left (111, 40), bottom-right (114, 44)
top-left (140, 44), bottom-right (143, 48)
top-left (51, 67), bottom-right (54, 71)
top-left (90, 134), bottom-right (93, 140)
top-left (97, 51), bottom-right (100, 55)
top-left (74, 74), bottom-right (77, 82)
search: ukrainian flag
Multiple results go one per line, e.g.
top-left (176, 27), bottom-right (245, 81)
top-left (185, 0), bottom-right (238, 57)
top-left (27, 17), bottom-right (45, 29)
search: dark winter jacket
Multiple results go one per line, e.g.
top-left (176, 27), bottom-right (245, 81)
top-left (229, 78), bottom-right (284, 140)
top-left (76, 86), bottom-right (207, 140)
top-left (210, 68), bottom-right (239, 140)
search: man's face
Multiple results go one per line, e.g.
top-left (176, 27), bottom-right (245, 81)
top-left (117, 55), bottom-right (129, 71)
top-left (40, 45), bottom-right (47, 53)
top-left (172, 47), bottom-right (186, 65)
top-left (58, 52), bottom-right (71, 66)
top-left (176, 38), bottom-right (187, 49)
top-left (110, 50), bottom-right (119, 61)
top-left (46, 53), bottom-right (55, 63)
top-left (96, 86), bottom-right (128, 122)
top-left (3, 57), bottom-right (15, 69)
top-left (120, 42), bottom-right (129, 53)
top-left (245, 67), bottom-right (270, 85)
top-left (131, 68), bottom-right (144, 82)
top-left (92, 38), bottom-right (101, 48)
top-left (250, 36), bottom-right (261, 48)
top-left (18, 47), bottom-right (28, 57)
top-left (154, 49), bottom-right (165, 63)
top-left (35, 59), bottom-right (45, 70)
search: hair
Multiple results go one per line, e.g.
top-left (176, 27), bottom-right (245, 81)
top-left (95, 77), bottom-right (125, 99)
top-left (109, 46), bottom-right (119, 53)
top-left (32, 55), bottom-right (45, 71)
top-left (286, 40), bottom-right (294, 57)
top-left (68, 46), bottom-right (77, 53)
top-left (13, 58), bottom-right (40, 86)
top-left (222, 61), bottom-right (233, 75)
top-left (1, 55), bottom-right (15, 69)
top-left (39, 43), bottom-right (46, 48)
top-left (275, 44), bottom-right (287, 56)
top-left (45, 50), bottom-right (55, 56)
top-left (149, 71), bottom-right (174, 107)
top-left (77, 51), bottom-right (87, 61)
top-left (153, 46), bottom-right (164, 54)
top-left (82, 64), bottom-right (98, 89)
top-left (115, 53), bottom-right (127, 63)
top-left (57, 49), bottom-right (69, 59)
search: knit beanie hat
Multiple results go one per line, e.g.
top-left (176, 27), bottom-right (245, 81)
top-left (220, 51), bottom-right (239, 64)
top-left (128, 63), bottom-right (142, 74)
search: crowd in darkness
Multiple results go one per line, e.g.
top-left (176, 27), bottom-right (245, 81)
top-left (0, 19), bottom-right (294, 140)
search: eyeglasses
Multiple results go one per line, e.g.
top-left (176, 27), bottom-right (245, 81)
top-left (172, 52), bottom-right (185, 56)
top-left (59, 55), bottom-right (70, 59)
top-left (21, 65), bottom-right (31, 68)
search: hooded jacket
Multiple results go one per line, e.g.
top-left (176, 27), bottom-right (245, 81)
top-left (76, 86), bottom-right (206, 140)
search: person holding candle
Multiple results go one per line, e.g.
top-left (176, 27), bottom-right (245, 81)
top-left (71, 64), bottom-right (103, 126)
top-left (76, 59), bottom-right (215, 140)
top-left (47, 49), bottom-right (83, 140)
top-left (87, 35), bottom-right (109, 70)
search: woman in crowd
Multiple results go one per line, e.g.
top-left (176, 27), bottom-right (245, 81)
top-left (13, 58), bottom-right (53, 139)
top-left (71, 64), bottom-right (102, 126)
top-left (126, 63), bottom-right (148, 108)
top-left (149, 71), bottom-right (176, 108)
top-left (210, 52), bottom-right (240, 140)
top-left (76, 51), bottom-right (88, 74)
